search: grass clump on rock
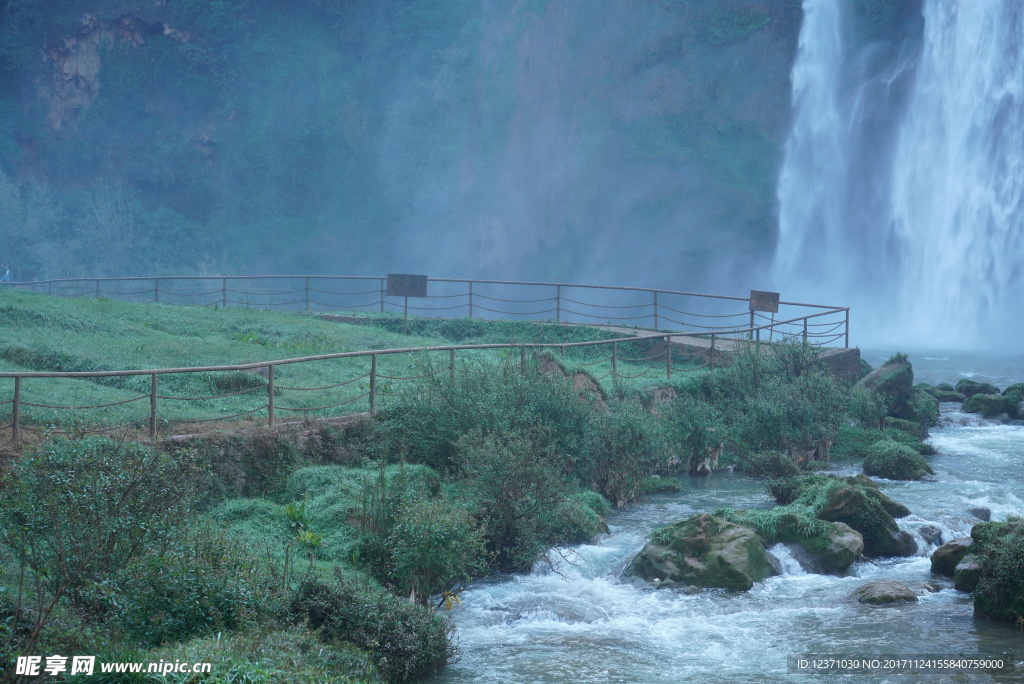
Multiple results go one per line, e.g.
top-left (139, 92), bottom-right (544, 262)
top-left (863, 440), bottom-right (934, 480)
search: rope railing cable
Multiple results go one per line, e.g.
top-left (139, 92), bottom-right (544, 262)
top-left (655, 304), bottom-right (749, 317)
top-left (309, 288), bottom-right (380, 295)
top-left (274, 373), bottom-right (371, 392)
top-left (559, 297), bottom-right (654, 309)
top-left (276, 392), bottom-right (371, 412)
top-left (157, 385), bottom-right (265, 401)
top-left (308, 299), bottom-right (382, 309)
top-left (472, 304), bottom-right (557, 316)
top-left (559, 308), bottom-right (656, 321)
top-left (472, 294), bottom-right (558, 304)
top-left (22, 395), bottom-right (150, 410)
top-left (405, 303), bottom-right (469, 312)
top-left (167, 405), bottom-right (269, 423)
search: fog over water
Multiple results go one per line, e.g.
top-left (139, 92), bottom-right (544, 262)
top-left (774, 0), bottom-right (1024, 351)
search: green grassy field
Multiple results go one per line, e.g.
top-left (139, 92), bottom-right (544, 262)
top-left (0, 289), bottom-right (704, 436)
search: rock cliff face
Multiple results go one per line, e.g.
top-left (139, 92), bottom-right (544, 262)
top-left (2, 1), bottom-right (803, 281)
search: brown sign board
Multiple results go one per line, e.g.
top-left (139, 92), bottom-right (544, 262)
top-left (749, 290), bottom-right (780, 313)
top-left (386, 273), bottom-right (428, 298)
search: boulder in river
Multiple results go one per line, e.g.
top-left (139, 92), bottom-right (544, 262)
top-left (788, 522), bottom-right (864, 574)
top-left (930, 538), bottom-right (973, 576)
top-left (627, 514), bottom-right (778, 591)
top-left (953, 555), bottom-right (983, 592)
top-left (962, 393), bottom-right (1016, 419)
top-left (857, 356), bottom-right (913, 414)
top-left (955, 379), bottom-right (1000, 398)
top-left (814, 477), bottom-right (917, 558)
top-left (919, 525), bottom-right (943, 546)
top-left (853, 580), bottom-right (917, 605)
top-left (863, 440), bottom-right (934, 480)
top-left (966, 506), bottom-right (991, 521)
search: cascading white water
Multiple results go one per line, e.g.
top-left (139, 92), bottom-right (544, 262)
top-left (890, 1), bottom-right (1024, 347)
top-left (774, 0), bottom-right (1024, 350)
top-left (773, 0), bottom-right (847, 300)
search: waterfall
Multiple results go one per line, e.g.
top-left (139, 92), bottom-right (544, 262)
top-left (775, 0), bottom-right (1024, 350)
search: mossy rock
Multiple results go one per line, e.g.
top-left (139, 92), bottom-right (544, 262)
top-left (962, 393), bottom-right (1014, 419)
top-left (863, 440), bottom-right (934, 481)
top-left (955, 379), bottom-right (1000, 397)
top-left (738, 450), bottom-right (799, 478)
top-left (974, 523), bottom-right (1024, 621)
top-left (788, 522), bottom-right (864, 574)
top-left (891, 389), bottom-right (939, 428)
top-left (1002, 383), bottom-right (1024, 400)
top-left (627, 514), bottom-right (778, 591)
top-left (882, 416), bottom-right (920, 436)
top-left (930, 389), bottom-right (966, 403)
top-left (936, 382), bottom-right (955, 392)
top-left (856, 357), bottom-right (913, 415)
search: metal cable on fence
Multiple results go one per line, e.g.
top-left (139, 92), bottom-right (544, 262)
top-left (158, 385), bottom-right (265, 401)
top-left (614, 368), bottom-right (652, 380)
top-left (616, 351), bottom-right (665, 363)
top-left (656, 304), bottom-right (748, 318)
top-left (811, 334), bottom-right (845, 346)
top-left (559, 308), bottom-right (654, 321)
top-left (158, 289), bottom-right (225, 297)
top-left (376, 370), bottom-right (443, 381)
top-left (226, 287), bottom-right (306, 295)
top-left (308, 299), bottom-right (382, 309)
top-left (0, 399), bottom-right (13, 406)
top-left (573, 354), bottom-right (613, 367)
top-left (274, 373), bottom-right (371, 391)
top-left (424, 293), bottom-right (468, 299)
top-left (310, 288), bottom-right (380, 295)
top-left (560, 297), bottom-right (654, 310)
top-left (277, 392), bottom-right (371, 412)
top-left (405, 303), bottom-right (469, 312)
top-left (592, 371), bottom-right (613, 381)
top-left (0, 423), bottom-right (11, 432)
top-left (472, 304), bottom-right (557, 316)
top-left (808, 321), bottom-right (846, 334)
top-left (167, 405), bottom-right (269, 423)
top-left (83, 417), bottom-right (151, 434)
top-left (99, 288), bottom-right (158, 296)
top-left (22, 395), bottom-right (150, 410)
top-left (472, 293), bottom-right (557, 304)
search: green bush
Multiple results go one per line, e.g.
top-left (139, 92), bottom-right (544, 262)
top-left (380, 496), bottom-right (489, 604)
top-left (582, 399), bottom-right (670, 504)
top-left (110, 525), bottom-right (285, 647)
top-left (290, 572), bottom-right (456, 683)
top-left (0, 438), bottom-right (208, 595)
top-left (738, 450), bottom-right (799, 478)
top-left (973, 522), bottom-right (1024, 623)
top-left (863, 440), bottom-right (934, 480)
top-left (456, 428), bottom-right (572, 572)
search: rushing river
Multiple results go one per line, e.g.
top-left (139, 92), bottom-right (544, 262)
top-left (434, 354), bottom-right (1023, 682)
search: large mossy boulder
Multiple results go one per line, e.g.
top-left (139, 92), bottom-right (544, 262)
top-left (930, 538), bottom-right (974, 577)
top-left (894, 388), bottom-right (940, 427)
top-left (788, 522), bottom-right (864, 574)
top-left (773, 475), bottom-right (915, 558)
top-left (856, 355), bottom-right (913, 416)
top-left (863, 441), bottom-right (934, 481)
top-left (627, 514), bottom-right (778, 591)
top-left (970, 520), bottom-right (1024, 621)
top-left (954, 555), bottom-right (983, 592)
top-left (853, 580), bottom-right (917, 605)
top-left (962, 393), bottom-right (1017, 419)
top-left (955, 379), bottom-right (1000, 397)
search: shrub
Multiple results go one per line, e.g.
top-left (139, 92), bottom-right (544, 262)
top-left (973, 522), bottom-right (1024, 623)
top-left (381, 497), bottom-right (489, 604)
top-left (738, 450), bottom-right (800, 478)
top-left (582, 399), bottom-right (670, 504)
top-left (290, 572), bottom-right (456, 683)
top-left (456, 429), bottom-right (571, 572)
top-left (863, 441), bottom-right (934, 480)
top-left (664, 395), bottom-right (726, 474)
top-left (0, 438), bottom-right (208, 595)
top-left (110, 525), bottom-right (285, 647)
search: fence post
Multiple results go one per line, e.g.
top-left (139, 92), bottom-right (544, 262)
top-left (369, 354), bottom-right (377, 416)
top-left (305, 278), bottom-right (310, 312)
top-left (611, 341), bottom-right (617, 378)
top-left (653, 291), bottom-right (659, 329)
top-left (267, 365), bottom-right (275, 428)
top-left (150, 373), bottom-right (158, 442)
top-left (556, 285), bottom-right (561, 322)
top-left (749, 310), bottom-right (754, 339)
top-left (709, 334), bottom-right (716, 371)
top-left (468, 282), bottom-right (474, 319)
top-left (665, 336), bottom-right (672, 378)
top-left (95, 280), bottom-right (100, 299)
top-left (47, 281), bottom-right (52, 296)
top-left (844, 309), bottom-right (850, 348)
top-left (803, 318), bottom-right (808, 345)
top-left (222, 279), bottom-right (227, 307)
top-left (12, 377), bottom-right (20, 444)
top-left (520, 346), bottom-right (526, 371)
top-left (380, 279), bottom-right (386, 313)
top-left (450, 348), bottom-right (456, 383)
top-left (155, 278), bottom-right (160, 303)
